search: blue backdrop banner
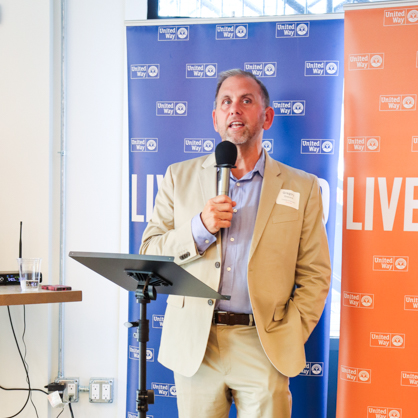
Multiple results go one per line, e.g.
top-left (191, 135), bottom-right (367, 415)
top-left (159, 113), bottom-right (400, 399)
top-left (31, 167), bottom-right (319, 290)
top-left (126, 16), bottom-right (344, 418)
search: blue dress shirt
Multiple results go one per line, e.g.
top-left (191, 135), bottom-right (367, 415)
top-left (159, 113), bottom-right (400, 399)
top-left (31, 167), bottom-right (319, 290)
top-left (191, 151), bottom-right (265, 314)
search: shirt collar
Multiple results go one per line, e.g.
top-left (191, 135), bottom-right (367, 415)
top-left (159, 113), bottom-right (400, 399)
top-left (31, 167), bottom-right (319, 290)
top-left (231, 149), bottom-right (265, 181)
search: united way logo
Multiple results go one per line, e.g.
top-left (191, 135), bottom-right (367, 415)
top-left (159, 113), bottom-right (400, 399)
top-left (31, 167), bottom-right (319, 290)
top-left (273, 100), bottom-right (305, 116)
top-left (347, 137), bottom-right (380, 152)
top-left (156, 101), bottom-right (188, 116)
top-left (151, 383), bottom-right (177, 397)
top-left (301, 139), bottom-right (334, 154)
top-left (343, 292), bottom-right (374, 309)
top-left (216, 24), bottom-right (248, 40)
top-left (146, 348), bottom-right (155, 362)
top-left (348, 53), bottom-right (384, 70)
top-left (305, 61), bottom-right (339, 76)
top-left (373, 256), bottom-right (409, 272)
top-left (276, 22), bottom-right (310, 38)
top-left (128, 413), bottom-right (153, 418)
top-left (184, 138), bottom-right (215, 153)
top-left (405, 295), bottom-right (418, 310)
top-left (299, 362), bottom-right (324, 376)
top-left (340, 366), bottom-right (371, 383)
top-left (131, 138), bottom-right (158, 152)
top-left (401, 371), bottom-right (418, 387)
top-left (129, 346), bottom-right (155, 361)
top-left (128, 345), bottom-right (139, 360)
top-left (244, 62), bottom-right (277, 77)
top-left (370, 332), bottom-right (405, 348)
top-left (152, 314), bottom-right (164, 328)
top-left (367, 407), bottom-right (402, 418)
top-left (131, 64), bottom-right (160, 79)
top-left (262, 139), bottom-right (273, 154)
top-left (379, 95), bottom-right (417, 111)
top-left (384, 8), bottom-right (418, 25)
top-left (412, 136), bottom-right (418, 152)
top-left (186, 63), bottom-right (217, 78)
top-left (158, 26), bottom-right (189, 41)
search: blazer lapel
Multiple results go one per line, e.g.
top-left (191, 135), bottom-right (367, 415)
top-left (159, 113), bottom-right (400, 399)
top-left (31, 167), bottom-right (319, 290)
top-left (199, 153), bottom-right (217, 204)
top-left (198, 153), bottom-right (223, 252)
top-left (249, 152), bottom-right (283, 260)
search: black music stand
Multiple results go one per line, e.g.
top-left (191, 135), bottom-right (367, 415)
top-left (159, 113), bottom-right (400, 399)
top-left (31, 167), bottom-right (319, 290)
top-left (69, 251), bottom-right (230, 418)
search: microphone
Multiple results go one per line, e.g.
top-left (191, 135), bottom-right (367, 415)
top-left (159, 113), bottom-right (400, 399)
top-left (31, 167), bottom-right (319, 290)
top-left (215, 141), bottom-right (237, 196)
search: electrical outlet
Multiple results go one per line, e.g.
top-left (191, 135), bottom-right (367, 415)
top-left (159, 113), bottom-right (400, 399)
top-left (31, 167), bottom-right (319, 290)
top-left (91, 384), bottom-right (100, 400)
top-left (55, 378), bottom-right (79, 403)
top-left (89, 378), bottom-right (114, 403)
top-left (102, 383), bottom-right (110, 400)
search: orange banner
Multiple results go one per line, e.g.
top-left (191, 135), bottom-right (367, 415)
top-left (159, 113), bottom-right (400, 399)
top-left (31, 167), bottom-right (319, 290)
top-left (338, 2), bottom-right (418, 417)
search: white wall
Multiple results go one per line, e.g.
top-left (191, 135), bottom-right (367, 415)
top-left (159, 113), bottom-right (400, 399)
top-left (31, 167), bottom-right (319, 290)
top-left (0, 1), bottom-right (145, 416)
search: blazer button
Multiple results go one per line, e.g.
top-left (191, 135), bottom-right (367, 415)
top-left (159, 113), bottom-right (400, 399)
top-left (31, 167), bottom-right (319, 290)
top-left (215, 262), bottom-right (220, 268)
top-left (208, 299), bottom-right (214, 306)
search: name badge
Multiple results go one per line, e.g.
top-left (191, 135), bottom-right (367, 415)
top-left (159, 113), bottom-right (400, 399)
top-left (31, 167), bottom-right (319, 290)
top-left (276, 189), bottom-right (300, 210)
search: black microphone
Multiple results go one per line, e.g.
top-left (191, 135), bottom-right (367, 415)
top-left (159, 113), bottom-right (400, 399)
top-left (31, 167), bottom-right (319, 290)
top-left (215, 141), bottom-right (237, 196)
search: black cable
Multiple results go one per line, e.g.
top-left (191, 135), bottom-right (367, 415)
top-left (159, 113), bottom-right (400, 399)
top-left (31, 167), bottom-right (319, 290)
top-left (55, 408), bottom-right (65, 418)
top-left (5, 306), bottom-right (31, 418)
top-left (69, 402), bottom-right (75, 418)
top-left (23, 305), bottom-right (39, 418)
top-left (0, 386), bottom-right (48, 395)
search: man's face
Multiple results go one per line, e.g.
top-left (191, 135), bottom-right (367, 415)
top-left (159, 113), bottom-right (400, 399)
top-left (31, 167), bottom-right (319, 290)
top-left (212, 75), bottom-right (273, 147)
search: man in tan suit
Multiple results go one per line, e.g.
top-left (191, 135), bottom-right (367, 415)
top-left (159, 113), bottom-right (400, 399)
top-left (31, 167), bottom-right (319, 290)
top-left (140, 69), bottom-right (331, 417)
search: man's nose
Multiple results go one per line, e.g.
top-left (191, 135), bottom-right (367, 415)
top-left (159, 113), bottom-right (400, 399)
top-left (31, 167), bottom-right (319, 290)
top-left (229, 102), bottom-right (242, 114)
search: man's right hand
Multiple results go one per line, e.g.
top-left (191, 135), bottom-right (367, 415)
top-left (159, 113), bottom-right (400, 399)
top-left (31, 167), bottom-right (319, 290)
top-left (200, 195), bottom-right (236, 234)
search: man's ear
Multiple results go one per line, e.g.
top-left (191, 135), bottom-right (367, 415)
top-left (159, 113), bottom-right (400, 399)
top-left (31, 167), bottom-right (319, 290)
top-left (212, 109), bottom-right (219, 132)
top-left (263, 107), bottom-right (275, 131)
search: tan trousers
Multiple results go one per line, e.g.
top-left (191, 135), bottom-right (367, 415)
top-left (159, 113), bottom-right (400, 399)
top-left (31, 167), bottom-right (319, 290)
top-left (174, 324), bottom-right (292, 418)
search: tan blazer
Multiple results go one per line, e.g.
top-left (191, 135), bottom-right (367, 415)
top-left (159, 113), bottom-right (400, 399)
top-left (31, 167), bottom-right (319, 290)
top-left (140, 151), bottom-right (331, 378)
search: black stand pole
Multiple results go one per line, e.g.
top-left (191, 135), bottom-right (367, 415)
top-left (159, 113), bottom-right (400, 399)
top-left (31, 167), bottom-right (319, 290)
top-left (125, 274), bottom-right (158, 418)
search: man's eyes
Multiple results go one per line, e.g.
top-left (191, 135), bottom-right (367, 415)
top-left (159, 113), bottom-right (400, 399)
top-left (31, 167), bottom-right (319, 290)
top-left (222, 98), bottom-right (251, 105)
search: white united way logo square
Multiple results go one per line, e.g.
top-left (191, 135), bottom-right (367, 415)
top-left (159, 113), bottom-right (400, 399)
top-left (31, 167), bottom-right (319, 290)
top-left (273, 100), bottom-right (305, 116)
top-left (184, 139), bottom-right (215, 153)
top-left (186, 63), bottom-right (217, 78)
top-left (299, 362), bottom-right (324, 376)
top-left (379, 95), bottom-right (417, 111)
top-left (343, 292), bottom-right (374, 309)
top-left (347, 137), bottom-right (380, 152)
top-left (276, 22), bottom-right (310, 38)
top-left (367, 407), bottom-right (402, 418)
top-left (305, 61), bottom-right (339, 76)
top-left (412, 136), bottom-right (418, 151)
top-left (131, 138), bottom-right (158, 153)
top-left (158, 26), bottom-right (189, 41)
top-left (348, 53), bottom-right (384, 70)
top-left (152, 314), bottom-right (164, 328)
top-left (384, 8), bottom-right (418, 25)
top-left (262, 139), bottom-right (274, 154)
top-left (404, 295), bottom-right (418, 310)
top-left (216, 24), bottom-right (248, 40)
top-left (156, 101), bottom-right (188, 116)
top-left (244, 62), bottom-right (277, 77)
top-left (151, 383), bottom-right (177, 397)
top-left (131, 64), bottom-right (160, 79)
top-left (301, 139), bottom-right (334, 154)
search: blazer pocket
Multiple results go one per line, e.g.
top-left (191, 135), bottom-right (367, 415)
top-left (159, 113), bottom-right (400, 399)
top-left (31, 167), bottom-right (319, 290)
top-left (272, 211), bottom-right (299, 224)
top-left (166, 295), bottom-right (185, 308)
top-left (273, 304), bottom-right (287, 321)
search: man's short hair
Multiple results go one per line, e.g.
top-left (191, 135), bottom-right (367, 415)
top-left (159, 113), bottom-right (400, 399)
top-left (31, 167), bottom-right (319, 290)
top-left (214, 69), bottom-right (270, 109)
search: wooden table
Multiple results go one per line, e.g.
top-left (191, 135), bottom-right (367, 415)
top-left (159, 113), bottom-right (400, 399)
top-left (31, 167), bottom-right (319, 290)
top-left (0, 286), bottom-right (82, 306)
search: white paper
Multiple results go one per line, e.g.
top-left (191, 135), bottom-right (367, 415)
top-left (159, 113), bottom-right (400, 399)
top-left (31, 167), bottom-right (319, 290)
top-left (276, 189), bottom-right (300, 210)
